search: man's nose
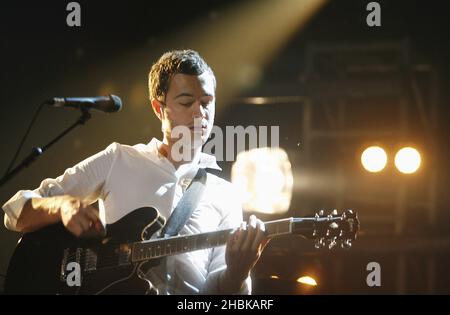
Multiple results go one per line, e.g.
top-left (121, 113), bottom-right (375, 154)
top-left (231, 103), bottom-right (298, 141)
top-left (193, 101), bottom-right (206, 118)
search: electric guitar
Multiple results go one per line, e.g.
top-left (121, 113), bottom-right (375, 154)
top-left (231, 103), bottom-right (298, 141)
top-left (4, 207), bottom-right (359, 294)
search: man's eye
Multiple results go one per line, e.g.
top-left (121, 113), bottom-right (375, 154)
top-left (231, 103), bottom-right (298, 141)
top-left (180, 101), bottom-right (194, 106)
top-left (201, 100), bottom-right (212, 107)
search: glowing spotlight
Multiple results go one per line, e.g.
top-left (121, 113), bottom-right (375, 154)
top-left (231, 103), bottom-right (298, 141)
top-left (361, 146), bottom-right (387, 173)
top-left (270, 275), bottom-right (279, 280)
top-left (395, 147), bottom-right (421, 174)
top-left (231, 147), bottom-right (293, 214)
top-left (296, 276), bottom-right (317, 286)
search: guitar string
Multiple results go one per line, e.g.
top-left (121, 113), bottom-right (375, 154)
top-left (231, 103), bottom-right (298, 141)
top-left (63, 232), bottom-right (231, 268)
top-left (62, 218), bottom-right (346, 269)
top-left (63, 234), bottom-right (229, 263)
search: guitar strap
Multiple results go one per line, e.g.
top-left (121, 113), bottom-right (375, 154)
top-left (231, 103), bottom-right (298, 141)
top-left (160, 168), bottom-right (207, 238)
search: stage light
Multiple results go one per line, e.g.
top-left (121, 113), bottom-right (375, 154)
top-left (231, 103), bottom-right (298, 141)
top-left (296, 276), bottom-right (317, 286)
top-left (361, 146), bottom-right (387, 173)
top-left (270, 275), bottom-right (280, 280)
top-left (231, 147), bottom-right (293, 214)
top-left (395, 147), bottom-right (421, 174)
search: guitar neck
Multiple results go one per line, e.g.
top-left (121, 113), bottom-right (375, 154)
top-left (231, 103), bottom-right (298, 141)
top-left (131, 217), bottom-right (309, 263)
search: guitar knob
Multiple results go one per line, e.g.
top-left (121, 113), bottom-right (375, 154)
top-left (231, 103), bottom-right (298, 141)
top-left (331, 209), bottom-right (338, 216)
top-left (319, 210), bottom-right (324, 216)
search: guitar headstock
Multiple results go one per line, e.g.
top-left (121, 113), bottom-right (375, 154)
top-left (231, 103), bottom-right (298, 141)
top-left (291, 209), bottom-right (359, 249)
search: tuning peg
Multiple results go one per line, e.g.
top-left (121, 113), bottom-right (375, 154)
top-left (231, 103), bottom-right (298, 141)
top-left (319, 210), bottom-right (324, 216)
top-left (328, 237), bottom-right (337, 249)
top-left (315, 213), bottom-right (320, 220)
top-left (315, 239), bottom-right (321, 249)
top-left (314, 237), bottom-right (326, 249)
top-left (343, 209), bottom-right (354, 218)
top-left (331, 209), bottom-right (338, 216)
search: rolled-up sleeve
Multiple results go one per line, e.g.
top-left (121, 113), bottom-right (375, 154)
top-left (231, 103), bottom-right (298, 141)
top-left (2, 142), bottom-right (119, 231)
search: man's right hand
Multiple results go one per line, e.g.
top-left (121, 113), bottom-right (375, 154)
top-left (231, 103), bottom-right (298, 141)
top-left (17, 195), bottom-right (104, 237)
top-left (58, 196), bottom-right (104, 238)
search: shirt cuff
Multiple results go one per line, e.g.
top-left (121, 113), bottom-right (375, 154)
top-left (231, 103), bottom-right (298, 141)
top-left (2, 190), bottom-right (42, 231)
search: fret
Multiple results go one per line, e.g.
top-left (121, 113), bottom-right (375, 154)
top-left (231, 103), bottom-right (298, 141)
top-left (265, 218), bottom-right (293, 237)
top-left (172, 238), bottom-right (176, 253)
top-left (189, 235), bottom-right (195, 252)
top-left (187, 236), bottom-right (191, 252)
top-left (132, 228), bottom-right (237, 262)
top-left (178, 239), bottom-right (182, 253)
top-left (196, 234), bottom-right (204, 249)
top-left (166, 239), bottom-right (172, 255)
top-left (167, 239), bottom-right (173, 254)
top-left (163, 240), bottom-right (168, 255)
top-left (156, 244), bottom-right (161, 257)
top-left (181, 236), bottom-right (187, 253)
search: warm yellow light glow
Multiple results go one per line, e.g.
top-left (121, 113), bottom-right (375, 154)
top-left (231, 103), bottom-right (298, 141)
top-left (174, 0), bottom-right (329, 111)
top-left (361, 146), bottom-right (387, 173)
top-left (231, 147), bottom-right (293, 214)
top-left (395, 147), bottom-right (421, 174)
top-left (270, 275), bottom-right (279, 280)
top-left (296, 276), bottom-right (317, 286)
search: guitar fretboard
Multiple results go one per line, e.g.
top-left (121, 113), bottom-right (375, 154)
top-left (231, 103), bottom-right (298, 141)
top-left (131, 217), bottom-right (296, 262)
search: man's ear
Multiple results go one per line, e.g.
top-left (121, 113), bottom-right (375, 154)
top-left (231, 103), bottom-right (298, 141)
top-left (151, 98), bottom-right (164, 121)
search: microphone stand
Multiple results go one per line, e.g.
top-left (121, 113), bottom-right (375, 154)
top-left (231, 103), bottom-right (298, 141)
top-left (0, 108), bottom-right (92, 187)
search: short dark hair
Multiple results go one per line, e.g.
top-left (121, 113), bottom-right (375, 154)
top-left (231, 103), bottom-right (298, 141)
top-left (148, 49), bottom-right (216, 102)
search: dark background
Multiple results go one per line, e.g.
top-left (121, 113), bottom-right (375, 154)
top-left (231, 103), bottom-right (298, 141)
top-left (0, 0), bottom-right (449, 294)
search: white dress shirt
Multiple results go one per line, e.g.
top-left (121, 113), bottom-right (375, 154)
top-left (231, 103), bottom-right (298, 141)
top-left (2, 138), bottom-right (251, 294)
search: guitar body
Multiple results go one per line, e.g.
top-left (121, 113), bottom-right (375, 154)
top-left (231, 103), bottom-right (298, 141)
top-left (5, 207), bottom-right (165, 295)
top-left (4, 206), bottom-right (359, 295)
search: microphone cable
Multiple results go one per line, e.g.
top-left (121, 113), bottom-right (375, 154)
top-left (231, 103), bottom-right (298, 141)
top-left (3, 101), bottom-right (46, 177)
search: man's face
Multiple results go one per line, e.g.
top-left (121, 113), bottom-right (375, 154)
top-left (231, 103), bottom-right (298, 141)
top-left (155, 72), bottom-right (216, 146)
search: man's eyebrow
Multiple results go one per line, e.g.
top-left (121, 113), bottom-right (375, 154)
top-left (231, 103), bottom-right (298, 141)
top-left (174, 93), bottom-right (194, 99)
top-left (174, 92), bottom-right (214, 99)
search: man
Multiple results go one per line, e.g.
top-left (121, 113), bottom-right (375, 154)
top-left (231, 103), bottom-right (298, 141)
top-left (2, 49), bottom-right (269, 294)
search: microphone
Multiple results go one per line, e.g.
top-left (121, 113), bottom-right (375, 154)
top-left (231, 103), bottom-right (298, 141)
top-left (46, 95), bottom-right (122, 113)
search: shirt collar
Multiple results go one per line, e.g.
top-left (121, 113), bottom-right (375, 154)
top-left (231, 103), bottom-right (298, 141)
top-left (147, 138), bottom-right (222, 172)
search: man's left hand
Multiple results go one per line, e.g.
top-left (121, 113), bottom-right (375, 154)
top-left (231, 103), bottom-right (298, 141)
top-left (222, 215), bottom-right (270, 292)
